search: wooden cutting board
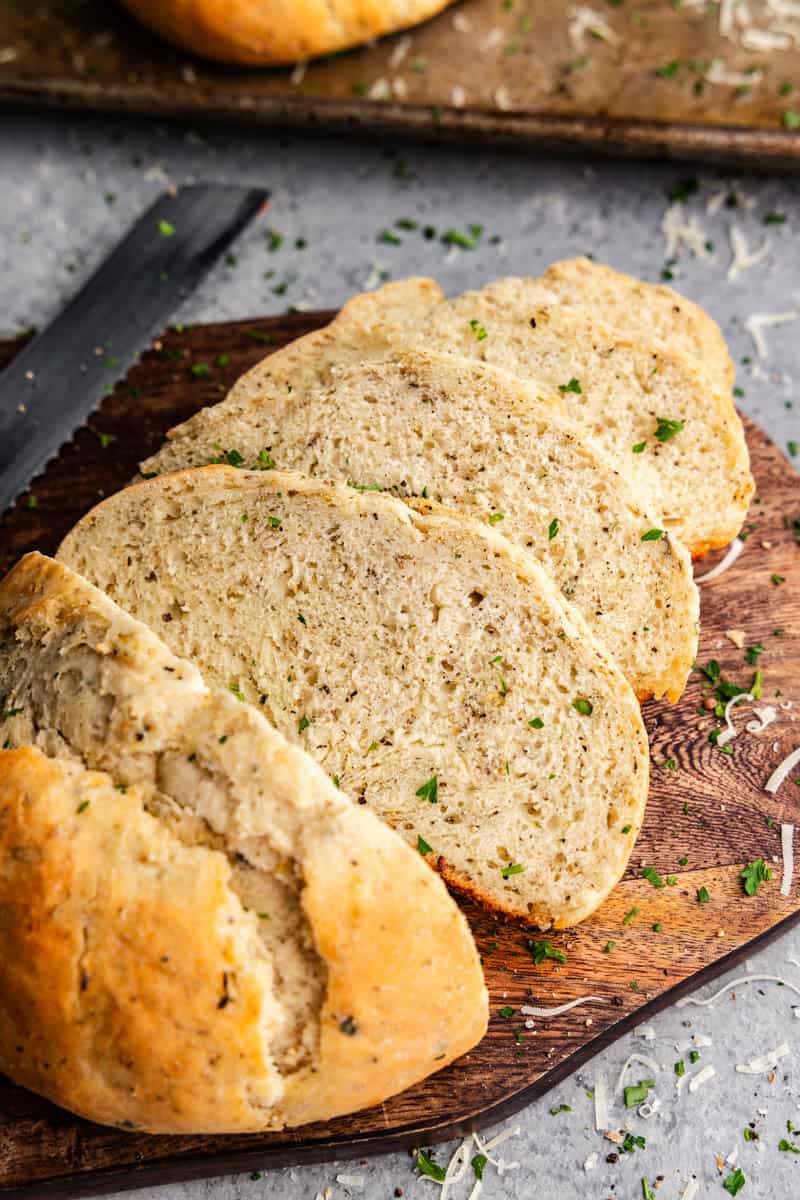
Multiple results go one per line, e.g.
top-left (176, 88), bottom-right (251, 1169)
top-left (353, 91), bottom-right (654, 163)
top-left (1, 0), bottom-right (799, 167)
top-left (0, 314), bottom-right (799, 1198)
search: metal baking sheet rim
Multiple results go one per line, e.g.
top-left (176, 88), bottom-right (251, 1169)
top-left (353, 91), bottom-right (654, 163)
top-left (2, 78), bottom-right (799, 168)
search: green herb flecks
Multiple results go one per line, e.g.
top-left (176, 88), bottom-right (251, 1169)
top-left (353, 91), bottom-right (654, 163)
top-left (527, 938), bottom-right (567, 964)
top-left (559, 377), bottom-right (582, 395)
top-left (741, 857), bottom-right (772, 895)
top-left (415, 776), bottom-right (439, 804)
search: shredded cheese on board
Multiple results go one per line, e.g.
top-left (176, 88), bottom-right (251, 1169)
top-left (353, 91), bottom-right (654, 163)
top-left (716, 691), bottom-right (755, 747)
top-left (765, 747), bottom-right (800, 794)
top-left (694, 538), bottom-right (745, 582)
top-left (567, 5), bottom-right (620, 47)
top-left (520, 996), bottom-right (603, 1018)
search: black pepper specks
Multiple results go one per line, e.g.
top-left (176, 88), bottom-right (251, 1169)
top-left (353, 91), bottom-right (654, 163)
top-left (339, 1015), bottom-right (358, 1036)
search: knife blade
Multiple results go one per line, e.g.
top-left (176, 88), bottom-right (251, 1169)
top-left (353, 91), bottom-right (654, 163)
top-left (0, 183), bottom-right (268, 513)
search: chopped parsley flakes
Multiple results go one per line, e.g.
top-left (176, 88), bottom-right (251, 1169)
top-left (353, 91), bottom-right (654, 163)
top-left (624, 1079), bottom-right (655, 1107)
top-left (741, 857), bottom-right (772, 896)
top-left (558, 377), bottom-right (582, 394)
top-left (415, 776), bottom-right (439, 804)
top-left (527, 937), bottom-right (567, 964)
top-left (654, 416), bottom-right (684, 442)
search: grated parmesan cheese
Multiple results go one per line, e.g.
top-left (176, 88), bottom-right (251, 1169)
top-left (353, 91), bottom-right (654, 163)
top-left (451, 85), bottom-right (466, 108)
top-left (482, 28), bottom-right (504, 50)
top-left (766, 748), bottom-right (800, 794)
top-left (520, 996), bottom-right (603, 1018)
top-left (736, 1042), bottom-right (790, 1073)
top-left (706, 59), bottom-right (764, 87)
top-left (689, 1064), bottom-right (717, 1092)
top-left (567, 5), bottom-right (620, 48)
top-left (746, 706), bottom-right (777, 734)
top-left (367, 78), bottom-right (391, 100)
top-left (493, 85), bottom-right (512, 111)
top-left (452, 11), bottom-right (472, 33)
top-left (389, 36), bottom-right (412, 69)
top-left (741, 26), bottom-right (792, 48)
top-left (678, 973), bottom-right (800, 1007)
top-left (694, 538), bottom-right (745, 582)
top-left (594, 1072), bottom-right (608, 1131)
top-left (728, 223), bottom-right (771, 281)
top-left (768, 0), bottom-right (800, 15)
top-left (743, 310), bottom-right (799, 358)
top-left (682, 1180), bottom-right (700, 1200)
top-left (781, 823), bottom-right (795, 896)
top-left (336, 1174), bottom-right (366, 1188)
top-left (662, 203), bottom-right (713, 260)
top-left (584, 1152), bottom-right (599, 1171)
top-left (290, 61), bottom-right (307, 86)
top-left (716, 691), bottom-right (755, 747)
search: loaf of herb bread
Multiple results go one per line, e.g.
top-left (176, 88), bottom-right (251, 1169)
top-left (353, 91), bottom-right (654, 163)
top-left (117, 0), bottom-right (455, 65)
top-left (143, 274), bottom-right (752, 557)
top-left (58, 469), bottom-right (650, 926)
top-left (150, 351), bottom-right (698, 700)
top-left (0, 552), bottom-right (486, 1133)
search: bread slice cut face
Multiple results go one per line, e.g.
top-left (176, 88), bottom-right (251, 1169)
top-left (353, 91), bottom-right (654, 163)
top-left (144, 275), bottom-right (752, 557)
top-left (59, 469), bottom-right (650, 927)
top-left (151, 351), bottom-right (698, 700)
top-left (0, 553), bottom-right (486, 1134)
top-left (537, 257), bottom-right (736, 394)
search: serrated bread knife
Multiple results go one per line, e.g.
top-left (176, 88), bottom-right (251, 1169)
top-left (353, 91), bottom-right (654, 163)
top-left (0, 184), bottom-right (268, 513)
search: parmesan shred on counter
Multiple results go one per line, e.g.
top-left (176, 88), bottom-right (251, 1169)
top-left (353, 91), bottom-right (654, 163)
top-left (781, 823), bottom-right (795, 897)
top-left (735, 1042), bottom-right (790, 1074)
top-left (677, 974), bottom-right (800, 1008)
top-left (743, 310), bottom-right (800, 359)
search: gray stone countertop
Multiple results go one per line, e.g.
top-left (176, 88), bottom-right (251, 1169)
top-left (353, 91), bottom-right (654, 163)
top-left (0, 107), bottom-right (799, 1200)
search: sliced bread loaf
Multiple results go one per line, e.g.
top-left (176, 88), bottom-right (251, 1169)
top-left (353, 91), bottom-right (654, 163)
top-left (58, 468), bottom-right (650, 926)
top-left (0, 552), bottom-right (486, 1133)
top-left (147, 351), bottom-right (698, 700)
top-left (537, 257), bottom-right (736, 394)
top-left (144, 277), bottom-right (752, 555)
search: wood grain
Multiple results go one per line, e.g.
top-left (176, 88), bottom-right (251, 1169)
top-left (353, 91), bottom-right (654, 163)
top-left (0, 315), bottom-right (799, 1198)
top-left (1, 0), bottom-right (799, 167)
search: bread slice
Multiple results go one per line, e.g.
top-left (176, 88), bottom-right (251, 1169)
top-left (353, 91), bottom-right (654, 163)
top-left (537, 257), bottom-right (736, 394)
top-left (0, 552), bottom-right (486, 1134)
top-left (148, 351), bottom-right (698, 700)
top-left (144, 276), bottom-right (752, 556)
top-left (58, 468), bottom-right (650, 926)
